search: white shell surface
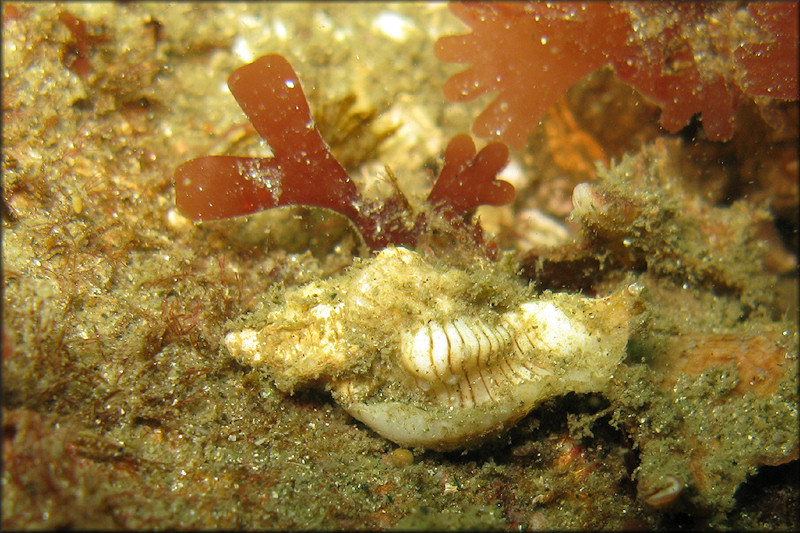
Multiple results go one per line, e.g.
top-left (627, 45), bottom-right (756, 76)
top-left (225, 246), bottom-right (641, 450)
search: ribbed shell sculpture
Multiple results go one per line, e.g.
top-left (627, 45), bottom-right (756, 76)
top-left (225, 246), bottom-right (641, 450)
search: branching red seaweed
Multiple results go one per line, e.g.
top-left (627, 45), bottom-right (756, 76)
top-left (174, 54), bottom-right (515, 255)
top-left (428, 133), bottom-right (514, 214)
top-left (435, 1), bottom-right (799, 148)
top-left (59, 10), bottom-right (110, 80)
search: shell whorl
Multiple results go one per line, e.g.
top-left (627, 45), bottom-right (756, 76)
top-left (225, 246), bottom-right (641, 450)
top-left (397, 300), bottom-right (606, 409)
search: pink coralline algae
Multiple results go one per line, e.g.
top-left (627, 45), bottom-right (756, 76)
top-left (174, 54), bottom-right (514, 255)
top-left (435, 1), bottom-right (799, 148)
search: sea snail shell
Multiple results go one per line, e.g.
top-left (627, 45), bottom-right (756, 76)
top-left (225, 246), bottom-right (641, 451)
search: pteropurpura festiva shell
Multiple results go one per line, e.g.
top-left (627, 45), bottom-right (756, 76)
top-left (225, 246), bottom-right (642, 451)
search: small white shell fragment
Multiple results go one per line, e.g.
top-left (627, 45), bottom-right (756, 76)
top-left (225, 246), bottom-right (641, 450)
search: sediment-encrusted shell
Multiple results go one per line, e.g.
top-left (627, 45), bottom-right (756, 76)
top-left (225, 246), bottom-right (641, 450)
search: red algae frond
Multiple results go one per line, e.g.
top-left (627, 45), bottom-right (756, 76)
top-left (427, 133), bottom-right (514, 215)
top-left (174, 54), bottom-right (515, 255)
top-left (175, 55), bottom-right (365, 229)
top-left (58, 10), bottom-right (110, 80)
top-left (435, 1), bottom-right (799, 148)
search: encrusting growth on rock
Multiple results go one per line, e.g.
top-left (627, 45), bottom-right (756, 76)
top-left (174, 54), bottom-right (515, 255)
